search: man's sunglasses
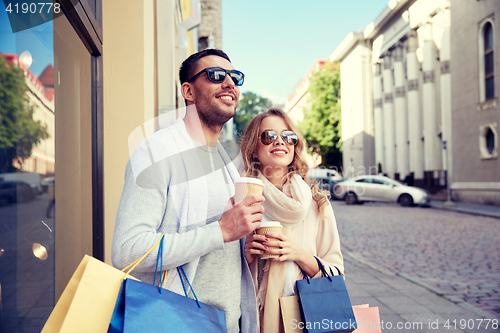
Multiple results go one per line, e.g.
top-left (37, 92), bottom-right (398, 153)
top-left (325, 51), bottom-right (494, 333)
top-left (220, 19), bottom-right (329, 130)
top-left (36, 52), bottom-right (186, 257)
top-left (260, 130), bottom-right (298, 146)
top-left (187, 67), bottom-right (245, 86)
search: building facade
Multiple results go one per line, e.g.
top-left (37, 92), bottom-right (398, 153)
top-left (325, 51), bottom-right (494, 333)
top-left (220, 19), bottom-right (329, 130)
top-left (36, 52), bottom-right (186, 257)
top-left (2, 54), bottom-right (55, 177)
top-left (332, 0), bottom-right (499, 204)
top-left (450, 0), bottom-right (500, 204)
top-left (283, 60), bottom-right (326, 167)
top-left (198, 0), bottom-right (222, 50)
top-left (331, 0), bottom-right (451, 190)
top-left (284, 59), bottom-right (326, 126)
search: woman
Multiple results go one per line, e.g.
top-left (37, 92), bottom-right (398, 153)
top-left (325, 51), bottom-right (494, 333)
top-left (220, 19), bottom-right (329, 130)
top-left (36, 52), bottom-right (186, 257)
top-left (240, 109), bottom-right (344, 333)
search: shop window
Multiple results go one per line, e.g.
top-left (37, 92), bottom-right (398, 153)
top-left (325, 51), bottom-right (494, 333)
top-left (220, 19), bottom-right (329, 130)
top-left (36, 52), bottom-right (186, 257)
top-left (0, 1), bottom-right (100, 331)
top-left (479, 123), bottom-right (498, 159)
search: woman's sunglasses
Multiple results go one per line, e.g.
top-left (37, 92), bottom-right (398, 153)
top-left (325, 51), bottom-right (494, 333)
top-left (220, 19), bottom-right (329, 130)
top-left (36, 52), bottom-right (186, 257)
top-left (187, 67), bottom-right (245, 86)
top-left (260, 130), bottom-right (298, 146)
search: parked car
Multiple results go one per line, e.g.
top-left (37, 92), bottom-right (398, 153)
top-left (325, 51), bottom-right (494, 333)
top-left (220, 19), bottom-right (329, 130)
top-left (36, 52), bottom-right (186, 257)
top-left (308, 168), bottom-right (343, 182)
top-left (312, 176), bottom-right (337, 197)
top-left (0, 172), bottom-right (42, 194)
top-left (0, 180), bottom-right (36, 205)
top-left (41, 176), bottom-right (55, 193)
top-left (333, 175), bottom-right (430, 207)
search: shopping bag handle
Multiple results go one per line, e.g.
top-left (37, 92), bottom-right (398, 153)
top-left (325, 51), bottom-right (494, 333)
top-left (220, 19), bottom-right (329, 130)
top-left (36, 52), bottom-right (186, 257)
top-left (151, 236), bottom-right (202, 309)
top-left (314, 257), bottom-right (333, 282)
top-left (177, 266), bottom-right (202, 308)
top-left (120, 234), bottom-right (165, 280)
top-left (153, 234), bottom-right (165, 292)
top-left (300, 257), bottom-right (342, 284)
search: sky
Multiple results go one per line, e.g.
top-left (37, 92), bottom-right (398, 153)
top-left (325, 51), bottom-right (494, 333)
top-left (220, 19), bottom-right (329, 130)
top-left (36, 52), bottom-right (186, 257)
top-left (0, 1), bottom-right (53, 77)
top-left (0, 0), bottom-right (389, 96)
top-left (222, 0), bottom-right (390, 105)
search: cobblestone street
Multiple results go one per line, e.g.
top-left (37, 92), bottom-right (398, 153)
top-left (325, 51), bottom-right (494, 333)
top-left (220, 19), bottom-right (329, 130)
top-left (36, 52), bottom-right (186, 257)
top-left (332, 200), bottom-right (500, 319)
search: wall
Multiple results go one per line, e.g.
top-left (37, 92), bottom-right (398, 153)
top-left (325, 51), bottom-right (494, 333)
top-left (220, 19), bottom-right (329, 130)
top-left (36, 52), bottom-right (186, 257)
top-left (102, 0), bottom-right (149, 264)
top-left (199, 0), bottom-right (222, 49)
top-left (450, 0), bottom-right (500, 204)
top-left (340, 42), bottom-right (375, 177)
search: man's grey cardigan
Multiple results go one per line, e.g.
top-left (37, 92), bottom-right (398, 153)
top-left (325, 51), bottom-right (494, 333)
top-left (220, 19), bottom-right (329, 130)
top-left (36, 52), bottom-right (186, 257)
top-left (111, 117), bottom-right (258, 333)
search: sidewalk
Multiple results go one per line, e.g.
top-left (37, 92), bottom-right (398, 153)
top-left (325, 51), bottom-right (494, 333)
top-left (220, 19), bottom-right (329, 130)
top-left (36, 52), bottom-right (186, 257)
top-left (343, 250), bottom-right (500, 333)
top-left (429, 200), bottom-right (500, 219)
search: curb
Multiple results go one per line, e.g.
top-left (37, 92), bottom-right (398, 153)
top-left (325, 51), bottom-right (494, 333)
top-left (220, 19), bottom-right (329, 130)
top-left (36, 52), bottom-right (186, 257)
top-left (429, 203), bottom-right (500, 220)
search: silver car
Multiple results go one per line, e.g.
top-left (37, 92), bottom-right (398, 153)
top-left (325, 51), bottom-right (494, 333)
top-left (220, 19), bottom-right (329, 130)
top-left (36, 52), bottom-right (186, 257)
top-left (333, 175), bottom-right (430, 207)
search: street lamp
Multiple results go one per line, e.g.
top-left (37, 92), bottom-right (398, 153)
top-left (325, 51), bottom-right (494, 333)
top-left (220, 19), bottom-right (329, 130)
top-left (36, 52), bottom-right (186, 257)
top-left (443, 140), bottom-right (456, 207)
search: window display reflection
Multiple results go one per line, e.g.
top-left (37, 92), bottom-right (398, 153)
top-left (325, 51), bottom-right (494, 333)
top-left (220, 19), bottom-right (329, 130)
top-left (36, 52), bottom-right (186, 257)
top-left (0, 3), bottom-right (55, 331)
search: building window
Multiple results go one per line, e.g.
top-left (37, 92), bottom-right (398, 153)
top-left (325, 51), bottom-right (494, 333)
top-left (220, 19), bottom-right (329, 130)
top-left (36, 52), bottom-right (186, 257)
top-left (198, 37), bottom-right (208, 51)
top-left (484, 22), bottom-right (494, 100)
top-left (486, 128), bottom-right (495, 153)
top-left (479, 19), bottom-right (496, 103)
top-left (479, 123), bottom-right (498, 159)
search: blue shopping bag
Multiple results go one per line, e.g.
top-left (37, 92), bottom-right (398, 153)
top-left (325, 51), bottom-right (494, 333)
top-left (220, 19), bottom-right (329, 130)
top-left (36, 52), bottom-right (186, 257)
top-left (108, 236), bottom-right (227, 333)
top-left (296, 257), bottom-right (357, 333)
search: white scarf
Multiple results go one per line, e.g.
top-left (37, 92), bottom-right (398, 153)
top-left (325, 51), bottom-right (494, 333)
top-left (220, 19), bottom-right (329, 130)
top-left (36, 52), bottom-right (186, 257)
top-left (256, 173), bottom-right (312, 333)
top-left (259, 173), bottom-right (312, 227)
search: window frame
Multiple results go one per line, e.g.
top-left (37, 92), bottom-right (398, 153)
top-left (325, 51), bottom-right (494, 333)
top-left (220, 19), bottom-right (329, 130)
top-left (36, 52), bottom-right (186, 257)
top-left (478, 18), bottom-right (496, 103)
top-left (479, 123), bottom-right (498, 159)
top-left (59, 0), bottom-right (104, 260)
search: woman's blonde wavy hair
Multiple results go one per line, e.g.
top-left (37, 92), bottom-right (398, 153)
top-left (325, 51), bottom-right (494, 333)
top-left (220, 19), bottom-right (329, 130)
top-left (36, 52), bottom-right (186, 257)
top-left (239, 108), bottom-right (330, 213)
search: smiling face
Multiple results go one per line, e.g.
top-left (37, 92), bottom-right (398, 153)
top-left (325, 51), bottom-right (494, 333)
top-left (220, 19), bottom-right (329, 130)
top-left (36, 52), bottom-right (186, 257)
top-left (184, 55), bottom-right (240, 131)
top-left (256, 116), bottom-right (295, 179)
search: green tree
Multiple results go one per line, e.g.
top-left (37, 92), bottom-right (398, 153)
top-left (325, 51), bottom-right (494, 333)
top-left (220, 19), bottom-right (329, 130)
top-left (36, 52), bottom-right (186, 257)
top-left (0, 55), bottom-right (49, 173)
top-left (299, 61), bottom-right (342, 167)
top-left (233, 91), bottom-right (272, 138)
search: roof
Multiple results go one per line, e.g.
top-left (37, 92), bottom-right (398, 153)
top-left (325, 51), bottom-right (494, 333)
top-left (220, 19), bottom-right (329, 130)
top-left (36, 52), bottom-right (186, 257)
top-left (1, 53), bottom-right (54, 101)
top-left (39, 64), bottom-right (54, 87)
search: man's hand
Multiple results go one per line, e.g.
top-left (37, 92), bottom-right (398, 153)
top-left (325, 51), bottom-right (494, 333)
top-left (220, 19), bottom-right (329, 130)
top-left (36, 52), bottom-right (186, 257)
top-left (219, 195), bottom-right (265, 242)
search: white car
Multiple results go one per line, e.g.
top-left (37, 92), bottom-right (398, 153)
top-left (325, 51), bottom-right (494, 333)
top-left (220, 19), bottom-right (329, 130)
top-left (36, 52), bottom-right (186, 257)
top-left (333, 175), bottom-right (430, 207)
top-left (307, 168), bottom-right (343, 181)
top-left (0, 172), bottom-right (42, 194)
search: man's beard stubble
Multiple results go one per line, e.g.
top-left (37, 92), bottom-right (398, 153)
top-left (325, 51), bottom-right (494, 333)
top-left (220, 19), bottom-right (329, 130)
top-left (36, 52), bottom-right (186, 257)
top-left (193, 86), bottom-right (237, 133)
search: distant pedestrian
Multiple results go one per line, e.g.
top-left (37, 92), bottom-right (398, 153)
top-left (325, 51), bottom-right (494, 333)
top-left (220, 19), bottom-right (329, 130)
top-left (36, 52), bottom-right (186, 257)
top-left (404, 172), bottom-right (414, 186)
top-left (46, 180), bottom-right (55, 218)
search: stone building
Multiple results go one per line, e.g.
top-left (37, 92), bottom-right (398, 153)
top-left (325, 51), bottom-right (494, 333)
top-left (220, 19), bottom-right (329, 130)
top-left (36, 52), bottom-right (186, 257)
top-left (450, 0), bottom-right (500, 204)
top-left (331, 0), bottom-right (500, 204)
top-left (284, 59), bottom-right (326, 126)
top-left (331, 0), bottom-right (451, 192)
top-left (3, 54), bottom-right (55, 177)
top-left (198, 0), bottom-right (222, 50)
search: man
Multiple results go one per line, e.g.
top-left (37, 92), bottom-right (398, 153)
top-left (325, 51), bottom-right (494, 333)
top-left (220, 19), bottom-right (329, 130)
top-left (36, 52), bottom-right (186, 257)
top-left (403, 171), bottom-right (414, 186)
top-left (112, 49), bottom-right (263, 333)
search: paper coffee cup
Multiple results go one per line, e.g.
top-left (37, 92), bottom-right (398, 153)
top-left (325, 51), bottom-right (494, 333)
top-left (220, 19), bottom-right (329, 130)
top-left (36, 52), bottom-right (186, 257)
top-left (256, 221), bottom-right (283, 259)
top-left (234, 177), bottom-right (264, 205)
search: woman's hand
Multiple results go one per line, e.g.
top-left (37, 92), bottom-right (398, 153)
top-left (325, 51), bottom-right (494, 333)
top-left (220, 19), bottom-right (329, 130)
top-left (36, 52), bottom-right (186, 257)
top-left (263, 232), bottom-right (320, 277)
top-left (263, 232), bottom-right (305, 262)
top-left (244, 232), bottom-right (268, 264)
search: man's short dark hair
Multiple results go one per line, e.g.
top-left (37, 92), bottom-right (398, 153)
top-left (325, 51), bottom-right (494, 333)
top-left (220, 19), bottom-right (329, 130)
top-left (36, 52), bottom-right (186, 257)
top-left (179, 49), bottom-right (231, 84)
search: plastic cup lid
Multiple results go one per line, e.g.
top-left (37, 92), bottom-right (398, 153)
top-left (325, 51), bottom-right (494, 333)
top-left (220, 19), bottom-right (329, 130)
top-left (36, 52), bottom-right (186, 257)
top-left (235, 177), bottom-right (264, 186)
top-left (259, 221), bottom-right (282, 228)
